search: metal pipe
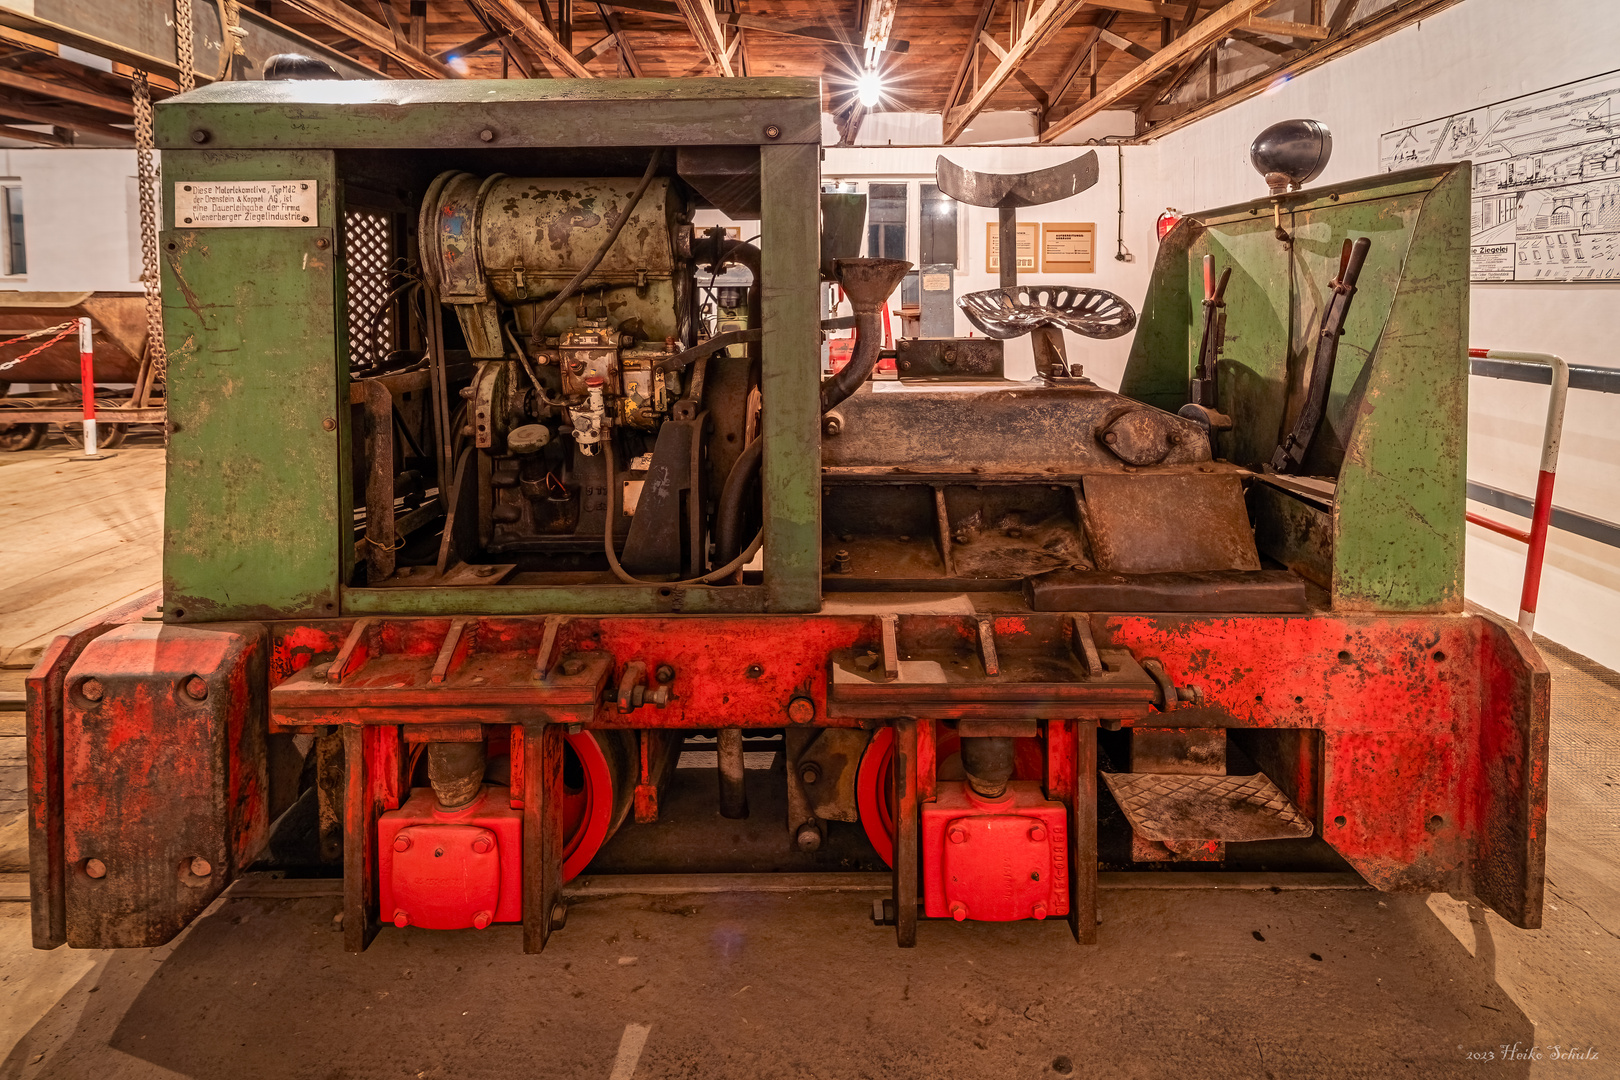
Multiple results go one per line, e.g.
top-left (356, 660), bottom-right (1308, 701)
top-left (427, 741), bottom-right (487, 809)
top-left (717, 727), bottom-right (749, 819)
top-left (820, 257), bottom-right (911, 413)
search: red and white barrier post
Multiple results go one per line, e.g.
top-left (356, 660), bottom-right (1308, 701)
top-left (1465, 348), bottom-right (1570, 636)
top-left (76, 316), bottom-right (98, 457)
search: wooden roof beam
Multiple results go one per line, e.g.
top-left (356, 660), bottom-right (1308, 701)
top-left (671, 0), bottom-right (734, 76)
top-left (0, 96), bottom-right (131, 142)
top-left (941, 0), bottom-right (999, 112)
top-left (468, 0), bottom-right (595, 76)
top-left (0, 65), bottom-right (132, 115)
top-left (595, 2), bottom-right (644, 76)
top-left (433, 28), bottom-right (507, 62)
top-left (1098, 26), bottom-right (1157, 62)
top-left (272, 0), bottom-right (458, 77)
top-left (0, 122), bottom-right (70, 146)
top-left (1040, 0), bottom-right (1276, 142)
top-left (1085, 0), bottom-right (1188, 18)
top-left (859, 0), bottom-right (901, 66)
top-left (943, 0), bottom-right (1090, 144)
top-left (1043, 14), bottom-right (1114, 113)
top-left (603, 1), bottom-right (910, 53)
top-left (1244, 17), bottom-right (1330, 39)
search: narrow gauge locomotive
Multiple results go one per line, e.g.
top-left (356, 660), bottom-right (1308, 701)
top-left (26, 79), bottom-right (1546, 953)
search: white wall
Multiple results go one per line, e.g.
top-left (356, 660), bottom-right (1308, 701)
top-left (822, 142), bottom-right (1160, 381)
top-left (0, 149), bottom-right (142, 294)
top-left (820, 0), bottom-right (1619, 667)
top-left (1135, 0), bottom-right (1620, 668)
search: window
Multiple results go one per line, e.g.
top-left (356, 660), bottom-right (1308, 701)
top-left (1, 183), bottom-right (25, 275)
top-left (867, 182), bottom-right (907, 260)
top-left (919, 183), bottom-right (957, 267)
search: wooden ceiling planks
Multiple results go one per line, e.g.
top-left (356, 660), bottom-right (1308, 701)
top-left (0, 0), bottom-right (1464, 146)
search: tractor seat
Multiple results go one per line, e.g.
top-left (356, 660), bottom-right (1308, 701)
top-left (959, 285), bottom-right (1137, 341)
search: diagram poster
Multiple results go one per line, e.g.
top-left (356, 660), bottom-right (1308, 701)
top-left (985, 222), bottom-right (1037, 274)
top-left (1380, 68), bottom-right (1620, 282)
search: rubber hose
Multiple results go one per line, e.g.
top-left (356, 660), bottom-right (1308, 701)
top-left (714, 436), bottom-right (763, 566)
top-left (601, 437), bottom-right (762, 586)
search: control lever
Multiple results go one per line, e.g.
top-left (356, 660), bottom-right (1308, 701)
top-left (1269, 237), bottom-right (1371, 474)
top-left (1193, 255), bottom-right (1231, 408)
top-left (1179, 255), bottom-right (1234, 436)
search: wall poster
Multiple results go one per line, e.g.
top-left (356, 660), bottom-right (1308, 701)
top-left (1040, 222), bottom-right (1095, 273)
top-left (1379, 68), bottom-right (1620, 282)
top-left (985, 222), bottom-right (1037, 274)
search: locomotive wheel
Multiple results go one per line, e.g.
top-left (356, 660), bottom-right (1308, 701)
top-left (0, 421), bottom-right (44, 451)
top-left (561, 728), bottom-right (637, 880)
top-left (855, 728), bottom-right (1046, 867)
top-left (57, 422), bottom-right (127, 449)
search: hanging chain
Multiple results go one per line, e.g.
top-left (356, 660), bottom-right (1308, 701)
top-left (175, 0), bottom-right (196, 93)
top-left (132, 72), bottom-right (166, 387)
top-left (0, 322), bottom-right (77, 372)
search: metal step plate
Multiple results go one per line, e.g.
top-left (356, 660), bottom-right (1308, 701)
top-left (1101, 771), bottom-right (1314, 843)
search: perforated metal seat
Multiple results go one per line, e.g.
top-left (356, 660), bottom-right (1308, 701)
top-left (958, 284), bottom-right (1136, 342)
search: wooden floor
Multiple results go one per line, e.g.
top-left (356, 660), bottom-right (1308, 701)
top-left (0, 433), bottom-right (164, 870)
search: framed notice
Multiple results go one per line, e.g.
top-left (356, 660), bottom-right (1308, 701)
top-left (985, 222), bottom-right (1037, 274)
top-left (1041, 222), bottom-right (1095, 273)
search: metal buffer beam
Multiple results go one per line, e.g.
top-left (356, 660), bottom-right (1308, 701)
top-left (944, 0), bottom-right (1089, 144)
top-left (1040, 0), bottom-right (1276, 142)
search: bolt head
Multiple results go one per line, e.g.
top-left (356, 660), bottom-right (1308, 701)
top-left (472, 836), bottom-right (493, 854)
top-left (763, 123), bottom-right (782, 139)
top-left (183, 675), bottom-right (209, 701)
top-left (393, 910), bottom-right (409, 928)
top-left (1028, 824), bottom-right (1046, 842)
top-left (190, 857), bottom-right (212, 877)
top-left (949, 900), bottom-right (968, 922)
top-left (79, 678), bottom-right (104, 702)
top-left (1103, 430), bottom-right (1118, 444)
top-left (655, 663), bottom-right (676, 684)
top-left (948, 827), bottom-right (967, 845)
top-left (795, 823), bottom-right (822, 852)
top-left (393, 835), bottom-right (411, 852)
top-left (322, 418), bottom-right (337, 431)
top-left (84, 858), bottom-right (107, 879)
top-left (471, 910), bottom-right (493, 929)
top-left (787, 697), bottom-right (815, 723)
top-left (190, 129), bottom-right (209, 144)
top-left (561, 659), bottom-right (586, 676)
top-left (1031, 900), bottom-right (1048, 920)
top-left (478, 128), bottom-right (496, 142)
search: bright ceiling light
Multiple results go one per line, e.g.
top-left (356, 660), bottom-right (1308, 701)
top-left (856, 69), bottom-right (883, 108)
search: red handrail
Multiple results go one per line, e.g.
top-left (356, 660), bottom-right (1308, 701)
top-left (1466, 348), bottom-right (1569, 636)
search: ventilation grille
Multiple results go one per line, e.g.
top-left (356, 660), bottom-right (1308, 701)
top-left (344, 208), bottom-right (393, 370)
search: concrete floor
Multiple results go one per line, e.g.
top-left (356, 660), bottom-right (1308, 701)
top-left (1, 433), bottom-right (1617, 1078)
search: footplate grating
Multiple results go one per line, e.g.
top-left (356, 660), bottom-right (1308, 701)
top-left (1101, 772), bottom-right (1314, 843)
